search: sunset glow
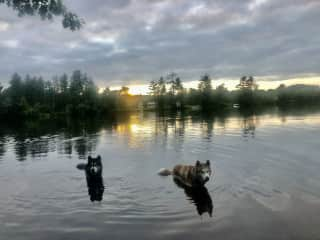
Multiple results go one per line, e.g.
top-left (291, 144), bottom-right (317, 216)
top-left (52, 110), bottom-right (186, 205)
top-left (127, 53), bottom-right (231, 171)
top-left (104, 76), bottom-right (320, 95)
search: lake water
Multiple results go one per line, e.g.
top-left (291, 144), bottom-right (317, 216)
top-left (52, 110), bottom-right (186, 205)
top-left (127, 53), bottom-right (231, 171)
top-left (1, 109), bottom-right (320, 240)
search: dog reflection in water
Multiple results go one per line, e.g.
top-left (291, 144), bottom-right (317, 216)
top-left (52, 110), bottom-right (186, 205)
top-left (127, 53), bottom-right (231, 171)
top-left (174, 178), bottom-right (213, 217)
top-left (77, 155), bottom-right (104, 202)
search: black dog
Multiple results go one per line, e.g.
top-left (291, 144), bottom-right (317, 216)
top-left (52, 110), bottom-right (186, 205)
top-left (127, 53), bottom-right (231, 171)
top-left (174, 178), bottom-right (213, 217)
top-left (77, 155), bottom-right (104, 202)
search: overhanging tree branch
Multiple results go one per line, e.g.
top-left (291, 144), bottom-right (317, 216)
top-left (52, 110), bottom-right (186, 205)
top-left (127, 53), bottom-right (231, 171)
top-left (0, 0), bottom-right (84, 30)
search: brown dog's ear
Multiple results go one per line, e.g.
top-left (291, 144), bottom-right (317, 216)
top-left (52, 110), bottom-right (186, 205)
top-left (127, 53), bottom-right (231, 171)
top-left (196, 160), bottom-right (200, 167)
top-left (206, 160), bottom-right (210, 166)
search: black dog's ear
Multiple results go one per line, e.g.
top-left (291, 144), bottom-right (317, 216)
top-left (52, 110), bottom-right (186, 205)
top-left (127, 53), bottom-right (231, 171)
top-left (206, 160), bottom-right (210, 166)
top-left (97, 155), bottom-right (101, 160)
top-left (196, 160), bottom-right (201, 167)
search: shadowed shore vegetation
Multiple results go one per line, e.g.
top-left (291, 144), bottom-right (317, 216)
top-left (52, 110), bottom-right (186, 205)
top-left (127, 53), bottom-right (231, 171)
top-left (147, 74), bottom-right (320, 112)
top-left (0, 70), bottom-right (320, 121)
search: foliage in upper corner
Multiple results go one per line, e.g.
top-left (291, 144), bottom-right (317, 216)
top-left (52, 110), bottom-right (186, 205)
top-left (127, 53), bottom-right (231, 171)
top-left (0, 0), bottom-right (84, 30)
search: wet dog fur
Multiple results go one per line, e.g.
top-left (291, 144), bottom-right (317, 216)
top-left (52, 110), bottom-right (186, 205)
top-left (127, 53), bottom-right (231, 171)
top-left (158, 160), bottom-right (212, 187)
top-left (77, 155), bottom-right (104, 202)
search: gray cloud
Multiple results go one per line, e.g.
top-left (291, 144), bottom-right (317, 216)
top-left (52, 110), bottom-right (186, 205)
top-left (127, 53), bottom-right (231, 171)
top-left (0, 0), bottom-right (319, 87)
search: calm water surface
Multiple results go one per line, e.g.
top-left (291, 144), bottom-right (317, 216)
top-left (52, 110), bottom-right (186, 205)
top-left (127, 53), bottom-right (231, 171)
top-left (0, 109), bottom-right (320, 240)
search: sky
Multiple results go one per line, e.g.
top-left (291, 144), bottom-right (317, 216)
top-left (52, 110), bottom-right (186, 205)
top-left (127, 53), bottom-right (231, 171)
top-left (0, 0), bottom-right (320, 94)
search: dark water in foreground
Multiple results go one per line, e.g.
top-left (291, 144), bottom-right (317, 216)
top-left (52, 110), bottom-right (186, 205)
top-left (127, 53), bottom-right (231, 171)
top-left (0, 109), bottom-right (320, 240)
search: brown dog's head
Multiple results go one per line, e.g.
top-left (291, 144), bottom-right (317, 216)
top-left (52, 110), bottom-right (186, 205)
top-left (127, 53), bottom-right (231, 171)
top-left (195, 160), bottom-right (212, 184)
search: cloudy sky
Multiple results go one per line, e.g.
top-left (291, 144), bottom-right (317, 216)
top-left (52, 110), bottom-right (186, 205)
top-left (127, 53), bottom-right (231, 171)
top-left (0, 0), bottom-right (319, 93)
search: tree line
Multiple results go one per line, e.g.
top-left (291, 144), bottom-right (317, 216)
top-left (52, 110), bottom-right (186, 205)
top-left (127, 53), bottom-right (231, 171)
top-left (0, 70), bottom-right (124, 119)
top-left (148, 73), bottom-right (320, 112)
top-left (1, 70), bottom-right (320, 120)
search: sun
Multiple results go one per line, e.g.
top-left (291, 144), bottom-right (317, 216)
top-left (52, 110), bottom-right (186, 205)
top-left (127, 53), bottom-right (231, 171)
top-left (106, 85), bottom-right (149, 95)
top-left (98, 87), bottom-right (105, 94)
top-left (127, 85), bottom-right (150, 95)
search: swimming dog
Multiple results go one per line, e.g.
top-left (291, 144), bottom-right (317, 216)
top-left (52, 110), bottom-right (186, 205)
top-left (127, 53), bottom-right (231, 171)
top-left (158, 160), bottom-right (212, 187)
top-left (77, 155), bottom-right (104, 202)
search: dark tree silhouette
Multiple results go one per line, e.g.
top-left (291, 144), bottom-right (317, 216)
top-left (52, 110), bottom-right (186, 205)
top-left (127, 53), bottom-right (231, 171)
top-left (198, 74), bottom-right (212, 93)
top-left (164, 73), bottom-right (185, 109)
top-left (120, 86), bottom-right (130, 96)
top-left (1, 70), bottom-right (320, 120)
top-left (236, 76), bottom-right (259, 108)
top-left (158, 77), bottom-right (166, 96)
top-left (149, 80), bottom-right (159, 96)
top-left (237, 76), bottom-right (258, 90)
top-left (148, 76), bottom-right (167, 109)
top-left (0, 0), bottom-right (83, 30)
top-left (166, 72), bottom-right (183, 95)
top-left (9, 72), bottom-right (23, 104)
top-left (198, 74), bottom-right (213, 110)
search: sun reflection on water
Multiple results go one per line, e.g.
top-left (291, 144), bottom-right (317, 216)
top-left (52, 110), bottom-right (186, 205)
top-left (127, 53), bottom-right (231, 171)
top-left (109, 110), bottom-right (320, 150)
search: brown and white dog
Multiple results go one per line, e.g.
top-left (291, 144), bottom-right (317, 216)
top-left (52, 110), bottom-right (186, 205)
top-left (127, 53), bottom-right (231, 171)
top-left (158, 160), bottom-right (212, 187)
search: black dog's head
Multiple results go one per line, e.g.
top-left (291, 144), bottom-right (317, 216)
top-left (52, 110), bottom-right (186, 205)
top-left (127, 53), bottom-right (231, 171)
top-left (87, 155), bottom-right (102, 175)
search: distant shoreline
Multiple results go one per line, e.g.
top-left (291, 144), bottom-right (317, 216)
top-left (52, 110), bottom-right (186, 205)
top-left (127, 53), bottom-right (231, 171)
top-left (1, 71), bottom-right (320, 121)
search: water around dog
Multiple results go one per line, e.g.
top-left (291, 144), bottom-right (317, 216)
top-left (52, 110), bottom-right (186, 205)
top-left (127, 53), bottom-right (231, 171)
top-left (0, 108), bottom-right (320, 239)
